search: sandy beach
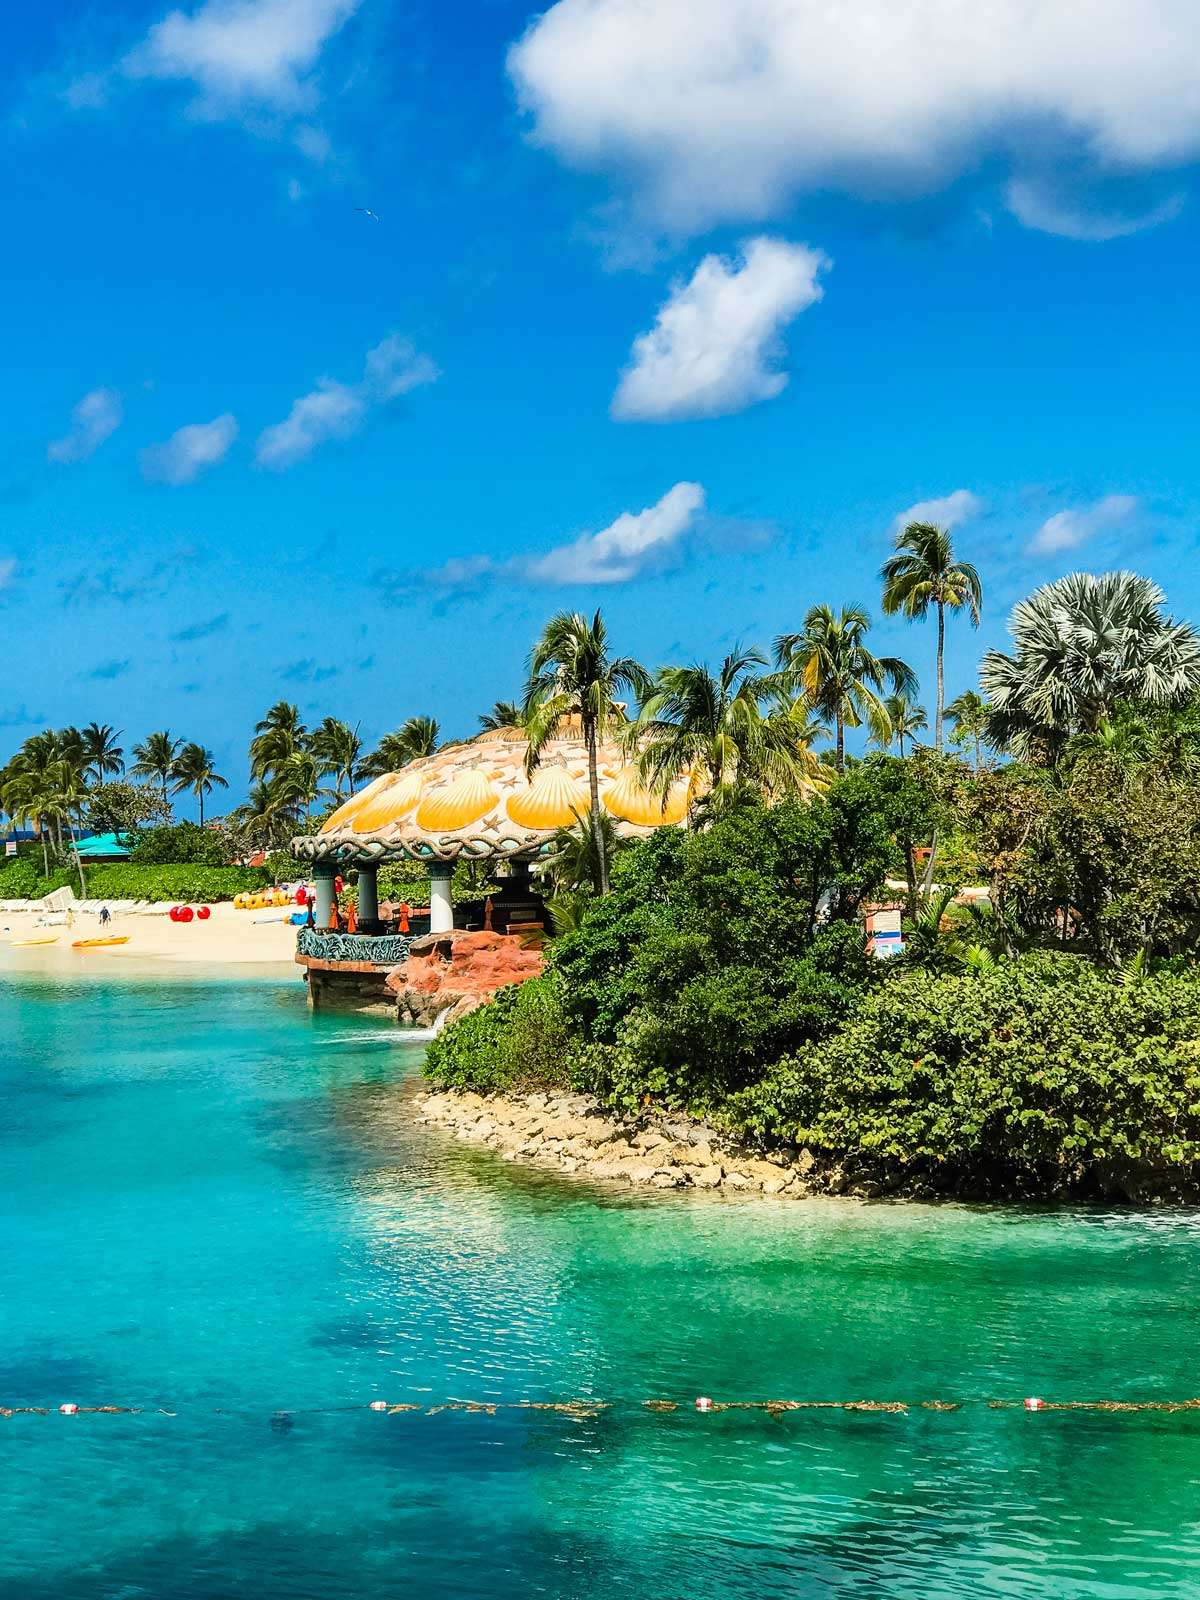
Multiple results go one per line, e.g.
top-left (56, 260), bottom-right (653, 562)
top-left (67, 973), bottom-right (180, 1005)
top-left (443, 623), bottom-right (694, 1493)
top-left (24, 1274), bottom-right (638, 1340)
top-left (0, 899), bottom-right (302, 979)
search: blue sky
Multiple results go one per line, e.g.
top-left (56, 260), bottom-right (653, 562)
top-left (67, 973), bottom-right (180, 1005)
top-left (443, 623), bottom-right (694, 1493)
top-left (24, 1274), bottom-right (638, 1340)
top-left (6, 0), bottom-right (1200, 802)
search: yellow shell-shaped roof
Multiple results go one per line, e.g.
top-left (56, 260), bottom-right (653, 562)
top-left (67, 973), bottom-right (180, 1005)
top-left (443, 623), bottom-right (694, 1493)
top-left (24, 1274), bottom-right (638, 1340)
top-left (292, 727), bottom-right (696, 863)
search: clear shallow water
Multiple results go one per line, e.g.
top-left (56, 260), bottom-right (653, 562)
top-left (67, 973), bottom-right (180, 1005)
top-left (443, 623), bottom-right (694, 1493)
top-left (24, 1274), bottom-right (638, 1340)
top-left (3, 977), bottom-right (1200, 1599)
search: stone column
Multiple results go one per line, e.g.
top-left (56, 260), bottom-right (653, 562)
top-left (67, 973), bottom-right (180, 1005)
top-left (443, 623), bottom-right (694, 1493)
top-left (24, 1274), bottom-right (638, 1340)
top-left (312, 860), bottom-right (337, 928)
top-left (356, 861), bottom-right (380, 933)
top-left (429, 861), bottom-right (454, 934)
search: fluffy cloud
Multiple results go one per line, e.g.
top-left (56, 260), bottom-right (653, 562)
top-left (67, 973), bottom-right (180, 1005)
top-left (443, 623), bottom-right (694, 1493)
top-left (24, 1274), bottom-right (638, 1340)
top-left (612, 239), bottom-right (826, 422)
top-left (510, 0), bottom-right (1200, 236)
top-left (1028, 494), bottom-right (1139, 555)
top-left (47, 388), bottom-right (123, 464)
top-left (124, 0), bottom-right (360, 113)
top-left (256, 334), bottom-right (438, 470)
top-left (404, 482), bottom-right (707, 594)
top-left (892, 489), bottom-right (982, 533)
top-left (141, 413), bottom-right (238, 485)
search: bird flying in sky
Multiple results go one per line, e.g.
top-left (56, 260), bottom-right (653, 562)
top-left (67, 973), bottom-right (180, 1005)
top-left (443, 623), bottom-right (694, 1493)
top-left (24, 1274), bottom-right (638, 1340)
top-left (355, 207), bottom-right (380, 222)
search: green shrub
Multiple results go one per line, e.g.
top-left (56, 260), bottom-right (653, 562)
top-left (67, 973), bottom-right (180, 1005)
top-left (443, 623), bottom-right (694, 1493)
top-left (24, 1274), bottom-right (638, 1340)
top-left (130, 824), bottom-right (233, 867)
top-left (733, 955), bottom-right (1200, 1197)
top-left (0, 858), bottom-right (269, 903)
top-left (423, 976), bottom-right (572, 1095)
top-left (0, 858), bottom-right (73, 899)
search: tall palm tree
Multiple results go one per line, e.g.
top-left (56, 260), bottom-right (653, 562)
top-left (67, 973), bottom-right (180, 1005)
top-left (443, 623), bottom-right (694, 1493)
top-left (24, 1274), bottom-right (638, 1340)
top-left (81, 722), bottom-right (124, 783)
top-left (872, 693), bottom-right (928, 757)
top-left (359, 715), bottom-right (441, 780)
top-left (478, 700), bottom-right (525, 733)
top-left (881, 521), bottom-right (982, 751)
top-left (228, 781), bottom-right (297, 850)
top-left (170, 743), bottom-right (228, 825)
top-left (980, 571), bottom-right (1200, 760)
top-left (310, 717), bottom-right (363, 797)
top-left (249, 701), bottom-right (308, 781)
top-left (524, 610), bottom-right (649, 895)
top-left (634, 647), bottom-right (829, 815)
top-left (945, 690), bottom-right (990, 772)
top-left (776, 605), bottom-right (916, 774)
top-left (131, 731), bottom-right (181, 804)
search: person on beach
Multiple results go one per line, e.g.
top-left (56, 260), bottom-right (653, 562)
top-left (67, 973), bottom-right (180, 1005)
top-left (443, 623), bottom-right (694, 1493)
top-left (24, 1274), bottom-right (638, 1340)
top-left (99, 906), bottom-right (111, 927)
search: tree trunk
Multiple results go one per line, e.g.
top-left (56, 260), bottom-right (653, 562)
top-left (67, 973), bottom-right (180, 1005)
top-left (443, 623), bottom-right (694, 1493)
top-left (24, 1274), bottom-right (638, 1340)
top-left (586, 718), bottom-right (608, 894)
top-left (40, 825), bottom-right (48, 876)
top-left (836, 713), bottom-right (845, 774)
top-left (199, 789), bottom-right (205, 826)
top-left (935, 602), bottom-right (945, 753)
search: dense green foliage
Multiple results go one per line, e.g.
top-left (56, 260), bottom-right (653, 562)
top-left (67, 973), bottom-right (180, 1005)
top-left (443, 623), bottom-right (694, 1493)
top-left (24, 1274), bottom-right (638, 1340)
top-left (0, 857), bottom-right (267, 902)
top-left (130, 823), bottom-right (233, 866)
top-left (424, 977), bottom-right (571, 1094)
top-left (734, 957), bottom-right (1200, 1198)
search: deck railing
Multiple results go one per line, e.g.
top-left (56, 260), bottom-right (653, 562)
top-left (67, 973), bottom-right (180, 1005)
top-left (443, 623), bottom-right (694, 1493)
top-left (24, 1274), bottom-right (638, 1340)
top-left (296, 928), bottom-right (411, 966)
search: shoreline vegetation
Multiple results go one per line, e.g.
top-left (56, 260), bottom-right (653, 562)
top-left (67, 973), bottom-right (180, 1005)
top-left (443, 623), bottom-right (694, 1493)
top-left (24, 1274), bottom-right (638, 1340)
top-left (420, 566), bottom-right (1200, 1207)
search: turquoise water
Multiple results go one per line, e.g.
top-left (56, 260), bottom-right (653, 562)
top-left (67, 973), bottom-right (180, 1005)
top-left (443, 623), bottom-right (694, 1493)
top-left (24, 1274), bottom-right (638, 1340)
top-left (3, 977), bottom-right (1200, 1598)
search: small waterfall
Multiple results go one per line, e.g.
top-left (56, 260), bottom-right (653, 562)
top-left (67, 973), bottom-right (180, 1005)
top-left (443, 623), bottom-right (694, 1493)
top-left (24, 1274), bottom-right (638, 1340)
top-left (430, 1008), bottom-right (451, 1037)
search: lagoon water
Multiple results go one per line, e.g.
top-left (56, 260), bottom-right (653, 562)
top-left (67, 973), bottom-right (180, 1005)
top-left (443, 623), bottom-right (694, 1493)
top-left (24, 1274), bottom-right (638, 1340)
top-left (3, 975), bottom-right (1200, 1599)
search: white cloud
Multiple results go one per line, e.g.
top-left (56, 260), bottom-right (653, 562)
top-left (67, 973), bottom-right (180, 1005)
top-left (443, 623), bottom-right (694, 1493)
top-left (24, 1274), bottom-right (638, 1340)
top-left (255, 334), bottom-right (438, 470)
top-left (526, 481), bottom-right (706, 582)
top-left (893, 489), bottom-right (982, 533)
top-left (1006, 177), bottom-right (1185, 240)
top-left (510, 0), bottom-right (1200, 236)
top-left (141, 413), bottom-right (238, 484)
top-left (124, 0), bottom-right (360, 113)
top-left (414, 482), bottom-right (707, 592)
top-left (612, 238), bottom-right (826, 422)
top-left (47, 388), bottom-right (123, 464)
top-left (1028, 494), bottom-right (1139, 555)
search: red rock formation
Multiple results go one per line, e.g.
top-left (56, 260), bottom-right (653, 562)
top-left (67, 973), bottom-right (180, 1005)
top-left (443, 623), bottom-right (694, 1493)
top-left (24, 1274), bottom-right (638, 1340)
top-left (387, 930), bottom-right (545, 1025)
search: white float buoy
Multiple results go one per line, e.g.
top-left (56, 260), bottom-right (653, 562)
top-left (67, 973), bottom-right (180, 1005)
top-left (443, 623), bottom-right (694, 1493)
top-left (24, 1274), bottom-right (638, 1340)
top-left (695, 1396), bottom-right (713, 1412)
top-left (59, 1403), bottom-right (79, 1415)
top-left (1024, 1397), bottom-right (1042, 1411)
top-left (369, 1400), bottom-right (389, 1411)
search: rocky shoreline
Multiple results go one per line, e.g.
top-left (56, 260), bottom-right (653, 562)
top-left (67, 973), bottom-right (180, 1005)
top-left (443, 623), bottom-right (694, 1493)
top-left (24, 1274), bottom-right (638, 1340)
top-left (415, 1087), bottom-right (844, 1197)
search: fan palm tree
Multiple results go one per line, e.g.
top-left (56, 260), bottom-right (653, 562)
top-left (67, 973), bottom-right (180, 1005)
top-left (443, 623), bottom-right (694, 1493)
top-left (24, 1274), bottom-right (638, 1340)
top-left (945, 690), bottom-right (990, 772)
top-left (131, 731), bottom-right (181, 804)
top-left (358, 715), bottom-right (441, 780)
top-left (872, 693), bottom-right (928, 757)
top-left (81, 722), bottom-right (124, 783)
top-left (478, 700), bottom-right (525, 733)
top-left (881, 521), bottom-right (983, 751)
top-left (634, 647), bottom-right (829, 816)
top-left (523, 610), bottom-right (649, 895)
top-left (310, 717), bottom-right (363, 797)
top-left (980, 571), bottom-right (1200, 760)
top-left (170, 743), bottom-right (228, 825)
top-left (776, 605), bottom-right (917, 773)
top-left (249, 701), bottom-right (308, 781)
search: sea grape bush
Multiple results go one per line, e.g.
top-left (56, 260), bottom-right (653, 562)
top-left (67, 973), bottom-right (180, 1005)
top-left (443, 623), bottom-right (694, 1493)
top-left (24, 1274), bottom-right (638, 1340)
top-left (736, 956), bottom-right (1200, 1197)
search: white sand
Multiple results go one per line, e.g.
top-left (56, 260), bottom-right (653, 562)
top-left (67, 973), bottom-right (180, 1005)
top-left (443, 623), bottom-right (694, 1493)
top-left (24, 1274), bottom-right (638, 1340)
top-left (0, 899), bottom-right (302, 979)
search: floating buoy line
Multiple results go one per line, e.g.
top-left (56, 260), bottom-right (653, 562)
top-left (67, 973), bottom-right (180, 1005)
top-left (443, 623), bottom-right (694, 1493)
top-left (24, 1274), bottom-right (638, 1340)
top-left (4, 1396), bottom-right (1200, 1422)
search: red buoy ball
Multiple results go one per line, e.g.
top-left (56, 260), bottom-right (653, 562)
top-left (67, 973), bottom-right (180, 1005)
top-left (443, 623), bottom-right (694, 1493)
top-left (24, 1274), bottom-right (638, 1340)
top-left (180, 906), bottom-right (195, 923)
top-left (168, 905), bottom-right (182, 921)
top-left (295, 887), bottom-right (308, 905)
top-left (197, 905), bottom-right (211, 921)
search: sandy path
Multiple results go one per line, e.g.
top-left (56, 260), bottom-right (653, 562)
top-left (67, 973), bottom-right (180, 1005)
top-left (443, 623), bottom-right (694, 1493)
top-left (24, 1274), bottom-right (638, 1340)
top-left (0, 900), bottom-right (301, 979)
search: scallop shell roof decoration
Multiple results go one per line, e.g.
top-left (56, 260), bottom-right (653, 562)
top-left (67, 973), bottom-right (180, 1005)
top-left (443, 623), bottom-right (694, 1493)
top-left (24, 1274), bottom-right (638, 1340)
top-left (292, 728), bottom-right (695, 863)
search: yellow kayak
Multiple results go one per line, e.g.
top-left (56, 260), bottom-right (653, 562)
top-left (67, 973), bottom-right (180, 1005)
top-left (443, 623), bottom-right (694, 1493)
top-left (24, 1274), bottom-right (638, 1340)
top-left (72, 936), bottom-right (130, 950)
top-left (12, 935), bottom-right (59, 947)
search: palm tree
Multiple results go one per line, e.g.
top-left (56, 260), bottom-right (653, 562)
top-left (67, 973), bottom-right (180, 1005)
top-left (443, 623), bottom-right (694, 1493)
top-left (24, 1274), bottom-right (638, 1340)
top-left (980, 572), bottom-right (1200, 760)
top-left (310, 717), bottom-right (363, 797)
top-left (170, 743), bottom-right (228, 825)
top-left (881, 521), bottom-right (982, 751)
top-left (81, 722), bottom-right (124, 783)
top-left (131, 731), bottom-right (181, 804)
top-left (634, 648), bottom-right (829, 816)
top-left (872, 693), bottom-right (928, 757)
top-left (478, 700), bottom-right (525, 733)
top-left (945, 690), bottom-right (990, 772)
top-left (359, 715), bottom-right (441, 780)
top-left (249, 701), bottom-right (308, 781)
top-left (776, 605), bottom-right (916, 773)
top-left (524, 610), bottom-right (650, 895)
top-left (228, 781), bottom-right (296, 849)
